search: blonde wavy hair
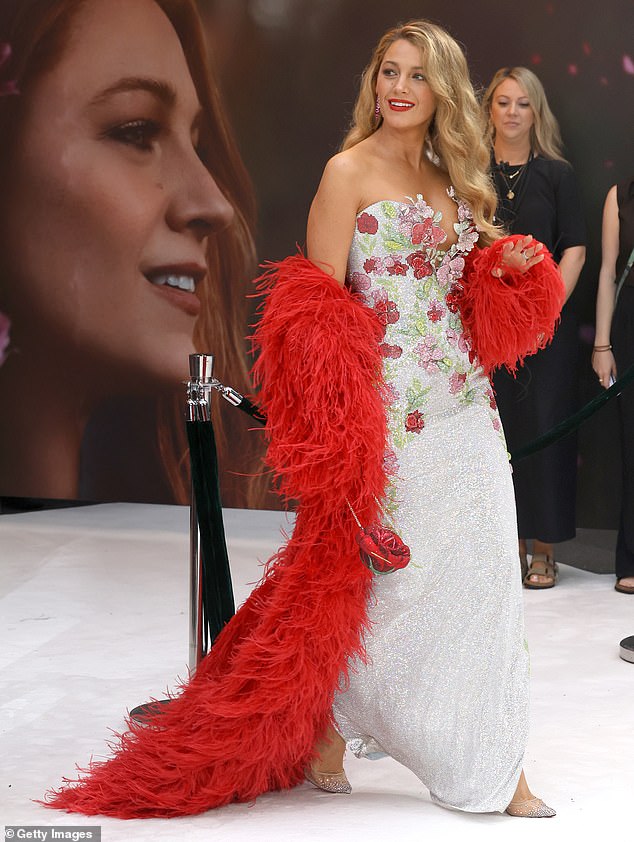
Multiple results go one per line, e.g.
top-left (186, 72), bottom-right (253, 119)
top-left (341, 20), bottom-right (500, 245)
top-left (482, 66), bottom-right (566, 162)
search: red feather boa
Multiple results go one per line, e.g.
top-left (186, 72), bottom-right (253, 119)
top-left (43, 256), bottom-right (388, 818)
top-left (458, 235), bottom-right (565, 375)
top-left (43, 244), bottom-right (560, 819)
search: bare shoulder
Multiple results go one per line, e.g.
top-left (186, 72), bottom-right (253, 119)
top-left (319, 147), bottom-right (366, 192)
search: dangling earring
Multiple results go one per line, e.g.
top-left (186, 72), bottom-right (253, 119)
top-left (374, 95), bottom-right (381, 121)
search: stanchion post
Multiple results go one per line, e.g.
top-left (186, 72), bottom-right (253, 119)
top-left (186, 353), bottom-right (214, 671)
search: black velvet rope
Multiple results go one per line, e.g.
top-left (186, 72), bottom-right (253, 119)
top-left (227, 363), bottom-right (634, 462)
top-left (510, 362), bottom-right (634, 463)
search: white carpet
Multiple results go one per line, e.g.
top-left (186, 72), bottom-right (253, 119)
top-left (1, 503), bottom-right (632, 841)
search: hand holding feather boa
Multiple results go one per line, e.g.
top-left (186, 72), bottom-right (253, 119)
top-left (43, 239), bottom-right (561, 818)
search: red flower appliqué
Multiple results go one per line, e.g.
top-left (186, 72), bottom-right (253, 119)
top-left (375, 298), bottom-right (400, 326)
top-left (427, 300), bottom-right (446, 323)
top-left (386, 256), bottom-right (407, 276)
top-left (357, 212), bottom-right (379, 235)
top-left (446, 285), bottom-right (463, 313)
top-left (363, 257), bottom-right (383, 274)
top-left (380, 343), bottom-right (403, 359)
top-left (411, 217), bottom-right (447, 248)
top-left (406, 251), bottom-right (434, 280)
top-left (405, 409), bottom-right (425, 434)
top-left (356, 524), bottom-right (411, 574)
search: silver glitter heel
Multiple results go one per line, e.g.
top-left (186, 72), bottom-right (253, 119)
top-left (505, 796), bottom-right (556, 818)
top-left (305, 767), bottom-right (352, 794)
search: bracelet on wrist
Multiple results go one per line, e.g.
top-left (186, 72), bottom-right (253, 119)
top-left (592, 344), bottom-right (612, 352)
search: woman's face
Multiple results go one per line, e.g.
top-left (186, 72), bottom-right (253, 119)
top-left (0, 0), bottom-right (233, 389)
top-left (375, 39), bottom-right (436, 130)
top-left (489, 77), bottom-right (534, 147)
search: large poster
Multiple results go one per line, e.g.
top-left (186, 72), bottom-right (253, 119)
top-left (1, 0), bottom-right (632, 521)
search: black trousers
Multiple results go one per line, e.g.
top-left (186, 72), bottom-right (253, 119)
top-left (612, 286), bottom-right (634, 579)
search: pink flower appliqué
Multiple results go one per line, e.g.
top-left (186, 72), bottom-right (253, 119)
top-left (405, 409), bottom-right (425, 434)
top-left (457, 226), bottom-right (479, 252)
top-left (445, 327), bottom-right (470, 355)
top-left (415, 335), bottom-right (444, 372)
top-left (357, 212), bottom-right (379, 235)
top-left (0, 311), bottom-right (10, 366)
top-left (449, 372), bottom-right (467, 395)
top-left (427, 300), bottom-right (446, 323)
top-left (437, 253), bottom-right (465, 287)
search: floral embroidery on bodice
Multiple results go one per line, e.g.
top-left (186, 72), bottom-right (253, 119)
top-left (346, 189), bottom-right (504, 497)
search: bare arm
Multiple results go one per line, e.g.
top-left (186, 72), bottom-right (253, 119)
top-left (558, 245), bottom-right (586, 301)
top-left (592, 185), bottom-right (619, 387)
top-left (306, 153), bottom-right (362, 286)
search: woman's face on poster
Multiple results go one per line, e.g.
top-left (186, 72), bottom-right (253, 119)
top-left (0, 0), bottom-right (233, 388)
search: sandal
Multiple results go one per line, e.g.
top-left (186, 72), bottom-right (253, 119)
top-left (523, 553), bottom-right (558, 589)
top-left (615, 578), bottom-right (634, 594)
top-left (519, 551), bottom-right (529, 581)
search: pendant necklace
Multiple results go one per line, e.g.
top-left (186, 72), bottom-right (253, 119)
top-left (496, 153), bottom-right (533, 201)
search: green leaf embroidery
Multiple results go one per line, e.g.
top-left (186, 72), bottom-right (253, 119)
top-left (382, 202), bottom-right (398, 219)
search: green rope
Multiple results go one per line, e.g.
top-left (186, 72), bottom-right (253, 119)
top-left (510, 362), bottom-right (634, 463)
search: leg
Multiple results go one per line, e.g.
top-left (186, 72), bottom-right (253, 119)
top-left (506, 769), bottom-right (556, 818)
top-left (305, 725), bottom-right (351, 794)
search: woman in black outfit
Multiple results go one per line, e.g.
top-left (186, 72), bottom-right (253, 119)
top-left (483, 67), bottom-right (586, 588)
top-left (593, 177), bottom-right (634, 594)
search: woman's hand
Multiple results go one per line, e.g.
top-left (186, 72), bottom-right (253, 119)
top-left (492, 235), bottom-right (545, 278)
top-left (592, 348), bottom-right (617, 389)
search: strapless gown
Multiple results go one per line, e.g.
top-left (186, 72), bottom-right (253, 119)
top-left (332, 191), bottom-right (529, 813)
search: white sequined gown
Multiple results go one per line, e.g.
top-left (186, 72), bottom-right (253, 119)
top-left (332, 193), bottom-right (529, 813)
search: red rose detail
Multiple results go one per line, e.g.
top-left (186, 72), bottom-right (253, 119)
top-left (356, 525), bottom-right (411, 574)
top-left (406, 251), bottom-right (433, 279)
top-left (363, 258), bottom-right (378, 273)
top-left (375, 299), bottom-right (400, 325)
top-left (405, 409), bottom-right (425, 433)
top-left (357, 212), bottom-right (379, 235)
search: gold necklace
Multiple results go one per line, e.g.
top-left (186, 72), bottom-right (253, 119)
top-left (496, 158), bottom-right (529, 200)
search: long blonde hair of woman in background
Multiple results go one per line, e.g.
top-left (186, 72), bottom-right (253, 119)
top-left (482, 66), bottom-right (566, 163)
top-left (341, 19), bottom-right (500, 247)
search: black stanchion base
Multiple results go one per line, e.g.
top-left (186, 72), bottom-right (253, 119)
top-left (129, 698), bottom-right (173, 725)
top-left (619, 636), bottom-right (634, 663)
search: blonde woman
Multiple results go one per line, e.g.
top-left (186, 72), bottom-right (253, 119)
top-left (483, 67), bottom-right (586, 587)
top-left (304, 23), bottom-right (560, 817)
top-left (47, 20), bottom-right (562, 820)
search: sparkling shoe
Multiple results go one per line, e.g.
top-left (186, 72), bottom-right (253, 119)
top-left (505, 796), bottom-right (556, 818)
top-left (305, 766), bottom-right (352, 794)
